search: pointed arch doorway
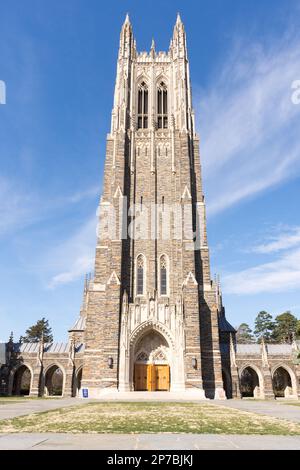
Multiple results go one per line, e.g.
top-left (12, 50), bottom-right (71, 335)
top-left (133, 330), bottom-right (170, 391)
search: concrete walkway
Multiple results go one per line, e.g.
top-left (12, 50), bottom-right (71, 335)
top-left (0, 398), bottom-right (83, 420)
top-left (0, 432), bottom-right (300, 450)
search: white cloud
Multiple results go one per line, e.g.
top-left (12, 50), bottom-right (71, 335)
top-left (0, 177), bottom-right (37, 236)
top-left (47, 215), bottom-right (97, 289)
top-left (196, 31), bottom-right (300, 215)
top-left (49, 255), bottom-right (93, 288)
top-left (253, 226), bottom-right (300, 254)
top-left (0, 175), bottom-right (99, 238)
top-left (62, 186), bottom-right (100, 204)
top-left (223, 246), bottom-right (300, 295)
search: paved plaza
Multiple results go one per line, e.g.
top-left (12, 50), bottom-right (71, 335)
top-left (0, 432), bottom-right (300, 450)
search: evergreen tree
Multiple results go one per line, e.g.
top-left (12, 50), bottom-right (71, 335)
top-left (21, 317), bottom-right (53, 343)
top-left (236, 323), bottom-right (254, 343)
top-left (254, 311), bottom-right (275, 342)
top-left (272, 311), bottom-right (298, 343)
top-left (297, 320), bottom-right (300, 339)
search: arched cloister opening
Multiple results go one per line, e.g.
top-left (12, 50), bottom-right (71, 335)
top-left (240, 366), bottom-right (262, 398)
top-left (12, 365), bottom-right (32, 396)
top-left (44, 365), bottom-right (64, 396)
top-left (273, 366), bottom-right (296, 398)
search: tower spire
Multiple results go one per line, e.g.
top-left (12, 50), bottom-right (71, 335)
top-left (172, 12), bottom-right (187, 60)
top-left (176, 12), bottom-right (182, 25)
top-left (150, 38), bottom-right (155, 58)
top-left (118, 14), bottom-right (134, 61)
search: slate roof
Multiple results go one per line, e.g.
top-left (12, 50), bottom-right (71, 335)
top-left (0, 343), bottom-right (6, 365)
top-left (11, 342), bottom-right (84, 354)
top-left (236, 344), bottom-right (261, 354)
top-left (236, 343), bottom-right (294, 356)
top-left (266, 344), bottom-right (292, 355)
top-left (69, 316), bottom-right (86, 331)
top-left (218, 315), bottom-right (236, 333)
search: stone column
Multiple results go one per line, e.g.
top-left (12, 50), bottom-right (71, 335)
top-left (262, 368), bottom-right (275, 399)
top-left (64, 367), bottom-right (75, 397)
top-left (183, 276), bottom-right (205, 397)
top-left (30, 366), bottom-right (43, 397)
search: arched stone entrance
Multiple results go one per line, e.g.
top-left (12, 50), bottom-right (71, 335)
top-left (12, 365), bottom-right (32, 396)
top-left (272, 366), bottom-right (297, 398)
top-left (44, 365), bottom-right (64, 396)
top-left (118, 319), bottom-right (184, 392)
top-left (240, 366), bottom-right (262, 398)
top-left (133, 330), bottom-right (171, 391)
top-left (133, 330), bottom-right (170, 391)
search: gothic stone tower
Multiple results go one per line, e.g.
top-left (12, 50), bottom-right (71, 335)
top-left (81, 14), bottom-right (226, 399)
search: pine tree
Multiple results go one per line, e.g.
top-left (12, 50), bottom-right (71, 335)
top-left (236, 323), bottom-right (255, 343)
top-left (297, 320), bottom-right (300, 339)
top-left (272, 311), bottom-right (298, 343)
top-left (21, 318), bottom-right (53, 343)
top-left (254, 311), bottom-right (275, 342)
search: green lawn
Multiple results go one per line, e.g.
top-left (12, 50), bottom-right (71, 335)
top-left (0, 401), bottom-right (26, 405)
top-left (281, 402), bottom-right (300, 407)
top-left (0, 397), bottom-right (27, 405)
top-left (0, 401), bottom-right (300, 435)
top-left (0, 396), bottom-right (62, 405)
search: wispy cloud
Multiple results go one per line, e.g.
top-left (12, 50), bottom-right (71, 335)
top-left (196, 29), bottom-right (300, 215)
top-left (253, 226), bottom-right (300, 254)
top-left (0, 175), bottom-right (99, 238)
top-left (223, 246), bottom-right (300, 295)
top-left (0, 177), bottom-right (37, 235)
top-left (62, 186), bottom-right (100, 204)
top-left (223, 226), bottom-right (300, 295)
top-left (47, 215), bottom-right (97, 289)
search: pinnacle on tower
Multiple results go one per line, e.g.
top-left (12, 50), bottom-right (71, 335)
top-left (176, 12), bottom-right (182, 25)
top-left (119, 13), bottom-right (133, 58)
top-left (124, 13), bottom-right (130, 24)
top-left (150, 38), bottom-right (155, 58)
top-left (173, 12), bottom-right (186, 57)
top-left (121, 12), bottom-right (132, 32)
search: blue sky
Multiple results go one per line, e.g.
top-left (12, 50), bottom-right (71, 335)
top-left (0, 0), bottom-right (300, 341)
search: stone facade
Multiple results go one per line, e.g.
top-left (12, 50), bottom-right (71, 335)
top-left (1, 15), bottom-right (299, 400)
top-left (80, 13), bottom-right (226, 399)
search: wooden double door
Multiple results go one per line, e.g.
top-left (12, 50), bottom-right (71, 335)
top-left (134, 364), bottom-right (170, 391)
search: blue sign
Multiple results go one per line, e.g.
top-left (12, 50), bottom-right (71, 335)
top-left (82, 388), bottom-right (88, 398)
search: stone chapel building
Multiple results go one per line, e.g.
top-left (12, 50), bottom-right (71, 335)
top-left (1, 15), bottom-right (300, 400)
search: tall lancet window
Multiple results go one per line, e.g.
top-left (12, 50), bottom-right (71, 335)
top-left (157, 82), bottom-right (168, 129)
top-left (160, 255), bottom-right (168, 295)
top-left (136, 255), bottom-right (145, 295)
top-left (137, 82), bottom-right (148, 129)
